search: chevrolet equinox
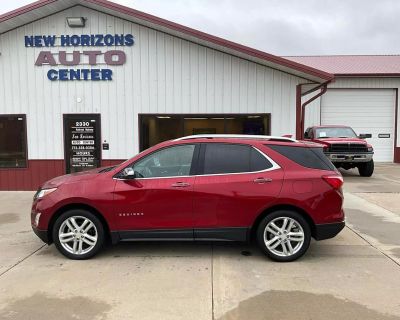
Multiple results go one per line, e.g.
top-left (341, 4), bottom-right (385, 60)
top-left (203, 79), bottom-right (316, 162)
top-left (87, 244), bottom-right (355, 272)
top-left (31, 135), bottom-right (345, 262)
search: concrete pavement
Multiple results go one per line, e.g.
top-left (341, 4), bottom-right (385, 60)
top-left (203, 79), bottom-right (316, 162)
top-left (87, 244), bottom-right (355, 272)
top-left (341, 163), bottom-right (400, 265)
top-left (1, 163), bottom-right (400, 319)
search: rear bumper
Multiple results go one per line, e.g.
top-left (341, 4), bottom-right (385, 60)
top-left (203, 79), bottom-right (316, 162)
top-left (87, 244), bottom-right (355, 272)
top-left (324, 152), bottom-right (373, 163)
top-left (32, 226), bottom-right (49, 244)
top-left (314, 221), bottom-right (345, 240)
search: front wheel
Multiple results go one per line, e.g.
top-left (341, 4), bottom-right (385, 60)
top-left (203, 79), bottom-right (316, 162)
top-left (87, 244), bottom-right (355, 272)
top-left (256, 210), bottom-right (311, 262)
top-left (358, 159), bottom-right (374, 177)
top-left (52, 210), bottom-right (105, 260)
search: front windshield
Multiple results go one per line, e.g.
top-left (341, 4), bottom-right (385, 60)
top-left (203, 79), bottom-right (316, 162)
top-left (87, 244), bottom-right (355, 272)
top-left (315, 127), bottom-right (357, 138)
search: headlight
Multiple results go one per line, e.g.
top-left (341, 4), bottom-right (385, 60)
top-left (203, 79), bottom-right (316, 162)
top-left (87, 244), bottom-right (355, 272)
top-left (367, 147), bottom-right (373, 152)
top-left (34, 213), bottom-right (41, 227)
top-left (34, 188), bottom-right (57, 200)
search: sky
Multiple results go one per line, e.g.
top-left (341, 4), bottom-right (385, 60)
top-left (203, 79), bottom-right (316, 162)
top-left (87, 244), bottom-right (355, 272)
top-left (0, 0), bottom-right (399, 56)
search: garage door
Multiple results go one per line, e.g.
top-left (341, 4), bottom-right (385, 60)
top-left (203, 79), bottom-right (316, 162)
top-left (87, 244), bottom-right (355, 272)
top-left (321, 89), bottom-right (395, 162)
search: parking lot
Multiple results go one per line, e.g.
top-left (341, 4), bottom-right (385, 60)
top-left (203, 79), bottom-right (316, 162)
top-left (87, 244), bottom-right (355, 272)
top-left (0, 163), bottom-right (399, 320)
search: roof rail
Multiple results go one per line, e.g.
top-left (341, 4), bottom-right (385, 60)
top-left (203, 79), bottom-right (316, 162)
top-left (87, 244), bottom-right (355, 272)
top-left (174, 134), bottom-right (297, 142)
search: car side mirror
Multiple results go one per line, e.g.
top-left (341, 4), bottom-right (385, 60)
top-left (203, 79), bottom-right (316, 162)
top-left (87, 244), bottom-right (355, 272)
top-left (359, 133), bottom-right (372, 139)
top-left (304, 131), bottom-right (309, 139)
top-left (121, 167), bottom-right (136, 179)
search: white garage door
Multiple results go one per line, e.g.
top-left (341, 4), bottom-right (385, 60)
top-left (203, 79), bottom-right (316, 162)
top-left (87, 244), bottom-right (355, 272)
top-left (321, 89), bottom-right (395, 162)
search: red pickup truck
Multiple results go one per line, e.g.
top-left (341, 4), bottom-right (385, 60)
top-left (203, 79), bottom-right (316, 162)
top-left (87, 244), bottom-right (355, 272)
top-left (304, 125), bottom-right (374, 177)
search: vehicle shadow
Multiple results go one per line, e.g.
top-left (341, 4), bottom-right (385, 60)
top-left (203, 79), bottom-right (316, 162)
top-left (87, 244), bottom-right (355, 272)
top-left (98, 240), bottom-right (256, 258)
top-left (35, 234), bottom-right (350, 262)
top-left (94, 239), bottom-right (337, 263)
top-left (339, 168), bottom-right (360, 177)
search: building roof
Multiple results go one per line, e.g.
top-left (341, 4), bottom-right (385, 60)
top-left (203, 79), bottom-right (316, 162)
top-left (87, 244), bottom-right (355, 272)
top-left (0, 0), bottom-right (333, 83)
top-left (285, 55), bottom-right (400, 77)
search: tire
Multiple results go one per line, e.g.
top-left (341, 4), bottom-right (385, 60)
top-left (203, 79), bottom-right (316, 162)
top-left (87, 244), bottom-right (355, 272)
top-left (52, 209), bottom-right (105, 260)
top-left (256, 210), bottom-right (311, 262)
top-left (358, 159), bottom-right (374, 177)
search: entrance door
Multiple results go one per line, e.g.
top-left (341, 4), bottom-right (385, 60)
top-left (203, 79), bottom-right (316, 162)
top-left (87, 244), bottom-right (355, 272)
top-left (63, 114), bottom-right (101, 173)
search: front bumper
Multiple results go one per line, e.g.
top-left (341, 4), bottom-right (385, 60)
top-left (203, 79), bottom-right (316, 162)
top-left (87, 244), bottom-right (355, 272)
top-left (324, 152), bottom-right (373, 163)
top-left (32, 225), bottom-right (49, 244)
top-left (314, 221), bottom-right (345, 240)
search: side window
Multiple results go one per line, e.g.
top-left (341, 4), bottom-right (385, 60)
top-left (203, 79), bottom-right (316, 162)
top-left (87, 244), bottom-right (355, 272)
top-left (0, 115), bottom-right (27, 168)
top-left (131, 144), bottom-right (195, 178)
top-left (202, 144), bottom-right (272, 175)
top-left (250, 148), bottom-right (273, 171)
top-left (305, 128), bottom-right (312, 139)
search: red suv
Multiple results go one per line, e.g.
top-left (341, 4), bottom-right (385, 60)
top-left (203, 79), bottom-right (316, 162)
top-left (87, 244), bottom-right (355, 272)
top-left (31, 135), bottom-right (345, 262)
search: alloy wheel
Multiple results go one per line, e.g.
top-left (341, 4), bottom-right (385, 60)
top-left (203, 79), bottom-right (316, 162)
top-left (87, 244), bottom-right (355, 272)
top-left (263, 217), bottom-right (305, 257)
top-left (58, 216), bottom-right (98, 255)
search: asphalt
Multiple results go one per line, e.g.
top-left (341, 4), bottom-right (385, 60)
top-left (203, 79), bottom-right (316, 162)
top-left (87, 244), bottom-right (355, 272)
top-left (0, 163), bottom-right (400, 319)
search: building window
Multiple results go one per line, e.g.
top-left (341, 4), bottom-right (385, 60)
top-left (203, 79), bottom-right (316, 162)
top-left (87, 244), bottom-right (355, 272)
top-left (139, 114), bottom-right (271, 151)
top-left (0, 115), bottom-right (27, 168)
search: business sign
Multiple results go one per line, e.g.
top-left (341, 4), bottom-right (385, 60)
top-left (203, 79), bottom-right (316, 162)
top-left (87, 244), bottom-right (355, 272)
top-left (64, 114), bottom-right (101, 173)
top-left (25, 34), bottom-right (134, 81)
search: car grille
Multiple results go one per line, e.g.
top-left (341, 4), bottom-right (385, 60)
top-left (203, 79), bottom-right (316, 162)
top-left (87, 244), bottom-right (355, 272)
top-left (328, 143), bottom-right (368, 153)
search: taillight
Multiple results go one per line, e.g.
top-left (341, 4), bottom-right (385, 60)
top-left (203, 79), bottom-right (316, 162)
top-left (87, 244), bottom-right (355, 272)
top-left (322, 175), bottom-right (343, 189)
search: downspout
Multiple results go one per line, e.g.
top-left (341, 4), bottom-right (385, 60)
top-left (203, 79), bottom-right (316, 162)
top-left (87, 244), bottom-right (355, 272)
top-left (296, 81), bottom-right (330, 139)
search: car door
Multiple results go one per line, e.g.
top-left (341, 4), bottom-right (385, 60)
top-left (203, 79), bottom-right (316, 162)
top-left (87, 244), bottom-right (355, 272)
top-left (113, 144), bottom-right (198, 238)
top-left (193, 143), bottom-right (284, 241)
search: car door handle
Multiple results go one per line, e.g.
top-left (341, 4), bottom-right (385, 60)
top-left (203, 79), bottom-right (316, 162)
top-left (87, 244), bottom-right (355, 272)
top-left (253, 177), bottom-right (272, 184)
top-left (171, 182), bottom-right (191, 188)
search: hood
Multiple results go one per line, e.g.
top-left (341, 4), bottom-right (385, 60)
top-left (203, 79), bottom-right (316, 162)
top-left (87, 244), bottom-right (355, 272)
top-left (41, 167), bottom-right (111, 189)
top-left (313, 137), bottom-right (367, 145)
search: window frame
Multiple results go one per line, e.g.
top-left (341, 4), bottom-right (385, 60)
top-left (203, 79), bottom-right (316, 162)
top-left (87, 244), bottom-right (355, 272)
top-left (115, 143), bottom-right (200, 180)
top-left (196, 142), bottom-right (280, 177)
top-left (0, 114), bottom-right (28, 169)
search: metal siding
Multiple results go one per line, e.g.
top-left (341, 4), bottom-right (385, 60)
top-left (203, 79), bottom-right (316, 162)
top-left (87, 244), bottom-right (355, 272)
top-left (230, 56), bottom-right (240, 112)
top-left (304, 95), bottom-right (321, 129)
top-left (0, 5), bottom-right (305, 164)
top-left (206, 48), bottom-right (215, 113)
top-left (0, 160), bottom-right (64, 191)
top-left (189, 42), bottom-right (199, 113)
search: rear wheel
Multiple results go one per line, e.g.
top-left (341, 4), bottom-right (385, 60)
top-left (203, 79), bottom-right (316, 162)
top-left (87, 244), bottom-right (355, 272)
top-left (256, 210), bottom-right (311, 262)
top-left (358, 159), bottom-right (374, 177)
top-left (52, 210), bottom-right (105, 260)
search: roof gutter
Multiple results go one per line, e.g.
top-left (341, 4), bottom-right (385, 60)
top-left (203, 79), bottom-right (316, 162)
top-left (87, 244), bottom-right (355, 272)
top-left (296, 81), bottom-right (331, 139)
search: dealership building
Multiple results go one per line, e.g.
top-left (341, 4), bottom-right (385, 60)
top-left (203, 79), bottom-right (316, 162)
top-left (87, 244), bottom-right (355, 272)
top-left (0, 0), bottom-right (399, 190)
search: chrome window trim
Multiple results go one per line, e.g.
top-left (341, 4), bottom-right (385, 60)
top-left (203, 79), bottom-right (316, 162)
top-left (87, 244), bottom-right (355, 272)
top-left (113, 146), bottom-right (281, 180)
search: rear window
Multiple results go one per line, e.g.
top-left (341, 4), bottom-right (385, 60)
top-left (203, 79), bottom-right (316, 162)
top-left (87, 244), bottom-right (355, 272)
top-left (268, 145), bottom-right (335, 171)
top-left (203, 143), bottom-right (273, 175)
